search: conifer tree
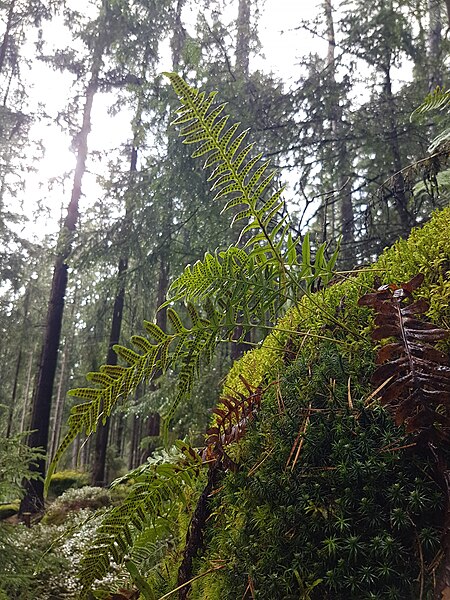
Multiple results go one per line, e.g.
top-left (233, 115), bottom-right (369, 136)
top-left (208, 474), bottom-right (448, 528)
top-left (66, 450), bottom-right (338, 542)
top-left (20, 1), bottom-right (108, 513)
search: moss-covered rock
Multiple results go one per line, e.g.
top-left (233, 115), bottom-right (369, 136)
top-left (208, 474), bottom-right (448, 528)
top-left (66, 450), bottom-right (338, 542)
top-left (0, 502), bottom-right (19, 520)
top-left (47, 469), bottom-right (90, 499)
top-left (225, 206), bottom-right (450, 397)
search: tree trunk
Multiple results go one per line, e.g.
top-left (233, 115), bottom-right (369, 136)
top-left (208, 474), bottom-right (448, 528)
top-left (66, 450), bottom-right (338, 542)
top-left (20, 349), bottom-right (35, 434)
top-left (90, 37), bottom-right (154, 484)
top-left (49, 342), bottom-right (69, 462)
top-left (140, 412), bottom-right (161, 462)
top-left (428, 0), bottom-right (443, 90)
top-left (6, 349), bottom-right (22, 438)
top-left (324, 0), bottom-right (354, 267)
top-left (170, 0), bottom-right (186, 70)
top-left (129, 412), bottom-right (141, 469)
top-left (50, 291), bottom-right (77, 461)
top-left (236, 0), bottom-right (251, 76)
top-left (91, 256), bottom-right (128, 486)
top-left (19, 33), bottom-right (104, 515)
top-left (7, 286), bottom-right (31, 437)
top-left (383, 69), bottom-right (413, 231)
top-left (0, 0), bottom-right (17, 75)
top-left (71, 434), bottom-right (80, 469)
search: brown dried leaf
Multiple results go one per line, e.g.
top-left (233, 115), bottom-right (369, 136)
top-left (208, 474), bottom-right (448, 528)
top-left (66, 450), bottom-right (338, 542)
top-left (372, 325), bottom-right (400, 340)
top-left (402, 272), bottom-right (424, 292)
top-left (371, 361), bottom-right (404, 386)
top-left (401, 298), bottom-right (430, 315)
top-left (376, 342), bottom-right (403, 364)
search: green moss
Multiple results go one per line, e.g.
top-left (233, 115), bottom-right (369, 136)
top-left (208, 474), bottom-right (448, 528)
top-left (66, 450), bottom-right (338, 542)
top-left (195, 348), bottom-right (444, 599)
top-left (0, 502), bottom-right (19, 520)
top-left (190, 207), bottom-right (450, 598)
top-left (47, 469), bottom-right (90, 498)
top-left (225, 206), bottom-right (450, 396)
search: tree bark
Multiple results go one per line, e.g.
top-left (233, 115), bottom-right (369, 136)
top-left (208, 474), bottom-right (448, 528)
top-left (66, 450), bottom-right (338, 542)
top-left (0, 0), bottom-right (17, 75)
top-left (428, 0), bottom-right (443, 90)
top-left (49, 342), bottom-right (69, 462)
top-left (91, 256), bottom-right (128, 486)
top-left (7, 286), bottom-right (31, 437)
top-left (19, 30), bottom-right (104, 515)
top-left (129, 412), bottom-right (141, 469)
top-left (90, 54), bottom-right (152, 482)
top-left (324, 0), bottom-right (354, 267)
top-left (20, 349), bottom-right (35, 434)
top-left (383, 69), bottom-right (413, 231)
top-left (236, 0), bottom-right (251, 76)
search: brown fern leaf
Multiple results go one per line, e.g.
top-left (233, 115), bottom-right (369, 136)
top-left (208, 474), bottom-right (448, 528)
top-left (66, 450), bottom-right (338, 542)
top-left (178, 379), bottom-right (262, 597)
top-left (202, 376), bottom-right (262, 471)
top-left (359, 273), bottom-right (450, 440)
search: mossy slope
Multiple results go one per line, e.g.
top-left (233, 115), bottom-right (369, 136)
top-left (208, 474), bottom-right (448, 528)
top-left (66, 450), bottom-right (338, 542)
top-left (190, 207), bottom-right (450, 599)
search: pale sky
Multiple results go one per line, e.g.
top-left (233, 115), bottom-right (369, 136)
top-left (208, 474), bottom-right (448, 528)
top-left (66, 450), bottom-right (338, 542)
top-left (15, 1), bottom-right (324, 241)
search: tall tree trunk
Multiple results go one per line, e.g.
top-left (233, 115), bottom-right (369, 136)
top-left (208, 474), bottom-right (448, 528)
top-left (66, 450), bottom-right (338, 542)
top-left (235, 0), bottom-right (251, 76)
top-left (139, 2), bottom-right (187, 459)
top-left (139, 257), bottom-right (168, 463)
top-left (49, 342), bottom-right (69, 462)
top-left (19, 32), bottom-right (104, 515)
top-left (90, 47), bottom-right (150, 482)
top-left (7, 349), bottom-right (22, 438)
top-left (129, 411), bottom-right (141, 469)
top-left (0, 0), bottom-right (17, 75)
top-left (20, 349), bottom-right (35, 433)
top-left (7, 286), bottom-right (31, 437)
top-left (71, 434), bottom-right (80, 469)
top-left (50, 291), bottom-right (77, 461)
top-left (324, 0), bottom-right (354, 267)
top-left (91, 256), bottom-right (128, 486)
top-left (428, 0), bottom-right (443, 89)
top-left (170, 0), bottom-right (186, 70)
top-left (383, 69), bottom-right (413, 232)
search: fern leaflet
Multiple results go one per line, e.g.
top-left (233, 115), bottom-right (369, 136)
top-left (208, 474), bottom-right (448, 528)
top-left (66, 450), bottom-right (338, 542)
top-left (79, 443), bottom-right (201, 598)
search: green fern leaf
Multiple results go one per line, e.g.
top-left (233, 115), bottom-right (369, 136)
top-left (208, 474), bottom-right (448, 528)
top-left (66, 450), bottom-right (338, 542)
top-left (411, 86), bottom-right (450, 119)
top-left (79, 448), bottom-right (200, 598)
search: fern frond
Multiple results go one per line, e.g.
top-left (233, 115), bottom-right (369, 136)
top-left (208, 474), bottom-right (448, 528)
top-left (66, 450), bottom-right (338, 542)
top-left (79, 444), bottom-right (201, 598)
top-left (49, 74), bottom-right (340, 493)
top-left (46, 312), bottom-right (218, 490)
top-left (202, 377), bottom-right (263, 471)
top-left (411, 86), bottom-right (450, 119)
top-left (164, 72), bottom-right (288, 263)
top-left (359, 273), bottom-right (450, 440)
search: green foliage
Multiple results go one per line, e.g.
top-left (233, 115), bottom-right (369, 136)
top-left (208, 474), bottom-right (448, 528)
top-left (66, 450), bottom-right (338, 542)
top-left (0, 431), bottom-right (44, 503)
top-left (225, 206), bottom-right (450, 396)
top-left (0, 519), bottom-right (74, 599)
top-left (46, 64), bottom-right (450, 597)
top-left (44, 486), bottom-right (114, 525)
top-left (78, 443), bottom-right (202, 598)
top-left (411, 86), bottom-right (450, 152)
top-left (411, 86), bottom-right (450, 118)
top-left (194, 348), bottom-right (443, 599)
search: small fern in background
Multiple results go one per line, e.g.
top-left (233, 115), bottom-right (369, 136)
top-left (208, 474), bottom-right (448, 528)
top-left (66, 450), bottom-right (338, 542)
top-left (78, 443), bottom-right (202, 598)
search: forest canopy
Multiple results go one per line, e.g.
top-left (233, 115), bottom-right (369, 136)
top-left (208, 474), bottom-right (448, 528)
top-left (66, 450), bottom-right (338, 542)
top-left (1, 1), bottom-right (450, 599)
